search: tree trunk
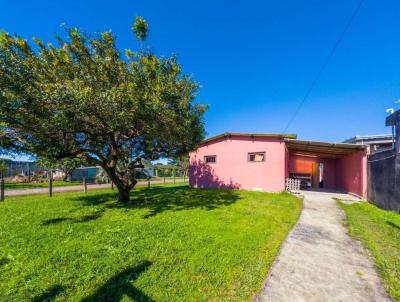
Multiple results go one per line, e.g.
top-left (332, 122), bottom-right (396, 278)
top-left (100, 163), bottom-right (136, 203)
top-left (117, 187), bottom-right (130, 203)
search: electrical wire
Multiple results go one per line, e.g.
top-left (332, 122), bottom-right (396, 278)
top-left (283, 0), bottom-right (365, 133)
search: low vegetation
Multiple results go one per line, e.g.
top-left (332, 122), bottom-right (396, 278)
top-left (340, 202), bottom-right (400, 301)
top-left (0, 185), bottom-right (301, 301)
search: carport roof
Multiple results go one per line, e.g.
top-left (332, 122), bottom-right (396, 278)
top-left (285, 139), bottom-right (367, 158)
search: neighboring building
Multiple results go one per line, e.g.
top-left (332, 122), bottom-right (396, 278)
top-left (1, 159), bottom-right (44, 178)
top-left (367, 110), bottom-right (400, 212)
top-left (189, 133), bottom-right (368, 198)
top-left (343, 134), bottom-right (393, 154)
top-left (70, 166), bottom-right (100, 181)
top-left (386, 110), bottom-right (400, 154)
top-left (70, 163), bottom-right (154, 182)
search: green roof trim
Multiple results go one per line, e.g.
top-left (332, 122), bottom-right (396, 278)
top-left (200, 132), bottom-right (297, 145)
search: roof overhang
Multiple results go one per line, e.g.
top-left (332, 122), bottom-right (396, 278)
top-left (285, 139), bottom-right (367, 159)
top-left (200, 132), bottom-right (297, 145)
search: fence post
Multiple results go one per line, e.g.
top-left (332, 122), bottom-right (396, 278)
top-left (0, 177), bottom-right (4, 201)
top-left (111, 181), bottom-right (114, 190)
top-left (173, 169), bottom-right (176, 184)
top-left (48, 170), bottom-right (53, 197)
top-left (163, 174), bottom-right (166, 184)
top-left (83, 177), bottom-right (87, 193)
top-left (147, 178), bottom-right (150, 189)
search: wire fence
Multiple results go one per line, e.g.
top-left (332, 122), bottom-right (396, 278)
top-left (0, 173), bottom-right (189, 201)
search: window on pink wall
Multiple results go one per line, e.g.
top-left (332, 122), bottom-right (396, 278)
top-left (204, 155), bottom-right (216, 163)
top-left (248, 152), bottom-right (265, 162)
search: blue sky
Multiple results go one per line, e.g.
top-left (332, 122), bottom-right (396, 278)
top-left (1, 0), bottom-right (399, 149)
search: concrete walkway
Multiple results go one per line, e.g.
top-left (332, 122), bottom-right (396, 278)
top-left (4, 179), bottom-right (185, 197)
top-left (256, 190), bottom-right (390, 302)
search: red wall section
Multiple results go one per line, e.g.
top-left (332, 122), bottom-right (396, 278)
top-left (289, 154), bottom-right (315, 174)
top-left (288, 154), bottom-right (337, 189)
top-left (336, 150), bottom-right (367, 198)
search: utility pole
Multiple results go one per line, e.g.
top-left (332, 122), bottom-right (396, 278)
top-left (387, 108), bottom-right (395, 149)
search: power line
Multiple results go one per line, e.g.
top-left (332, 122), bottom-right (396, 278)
top-left (283, 0), bottom-right (365, 133)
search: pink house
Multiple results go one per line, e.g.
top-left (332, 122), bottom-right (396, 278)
top-left (189, 133), bottom-right (368, 198)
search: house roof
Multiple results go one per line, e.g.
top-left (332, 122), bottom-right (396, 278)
top-left (343, 134), bottom-right (393, 144)
top-left (198, 133), bottom-right (365, 158)
top-left (200, 132), bottom-right (297, 145)
top-left (285, 139), bottom-right (367, 158)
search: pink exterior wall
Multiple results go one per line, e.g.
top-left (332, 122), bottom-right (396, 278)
top-left (336, 150), bottom-right (368, 198)
top-left (189, 136), bottom-right (286, 191)
top-left (288, 154), bottom-right (337, 189)
top-left (189, 136), bottom-right (368, 198)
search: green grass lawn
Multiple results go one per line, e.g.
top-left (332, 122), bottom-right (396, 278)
top-left (0, 185), bottom-right (301, 301)
top-left (340, 202), bottom-right (400, 301)
top-left (4, 180), bottom-right (82, 190)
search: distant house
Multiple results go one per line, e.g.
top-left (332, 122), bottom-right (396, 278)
top-left (189, 133), bottom-right (368, 198)
top-left (343, 134), bottom-right (393, 154)
top-left (1, 159), bottom-right (44, 178)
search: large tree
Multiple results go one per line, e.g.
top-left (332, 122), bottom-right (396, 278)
top-left (0, 17), bottom-right (206, 202)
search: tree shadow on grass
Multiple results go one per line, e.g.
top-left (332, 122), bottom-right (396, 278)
top-left (75, 185), bottom-right (241, 219)
top-left (387, 220), bottom-right (400, 231)
top-left (31, 285), bottom-right (65, 302)
top-left (80, 261), bottom-right (153, 302)
top-left (0, 257), bottom-right (10, 267)
top-left (76, 192), bottom-right (119, 206)
top-left (41, 211), bottom-right (104, 226)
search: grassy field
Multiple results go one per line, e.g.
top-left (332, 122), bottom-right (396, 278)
top-left (4, 180), bottom-right (81, 190)
top-left (340, 202), bottom-right (400, 301)
top-left (0, 185), bottom-right (302, 301)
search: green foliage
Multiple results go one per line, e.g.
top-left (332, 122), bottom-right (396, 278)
top-left (340, 202), bottom-right (400, 301)
top-left (177, 155), bottom-right (189, 173)
top-left (95, 167), bottom-right (110, 184)
top-left (132, 16), bottom-right (149, 41)
top-left (0, 123), bottom-right (14, 155)
top-left (0, 18), bottom-right (207, 202)
top-left (0, 186), bottom-right (302, 301)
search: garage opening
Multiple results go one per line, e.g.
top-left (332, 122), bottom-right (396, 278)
top-left (285, 139), bottom-right (368, 198)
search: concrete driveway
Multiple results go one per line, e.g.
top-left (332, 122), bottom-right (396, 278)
top-left (256, 190), bottom-right (390, 302)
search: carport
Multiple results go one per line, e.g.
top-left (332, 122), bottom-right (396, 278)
top-left (284, 139), bottom-right (368, 198)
